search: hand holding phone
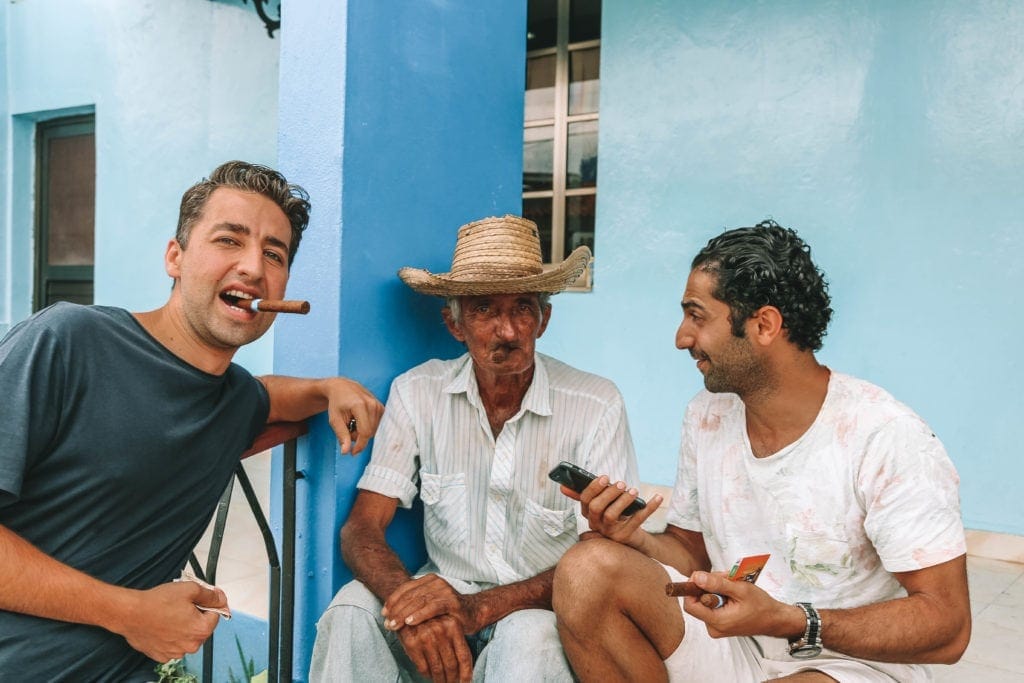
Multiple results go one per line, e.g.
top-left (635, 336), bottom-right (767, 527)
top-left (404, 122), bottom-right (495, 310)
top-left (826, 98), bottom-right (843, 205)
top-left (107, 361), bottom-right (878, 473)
top-left (548, 460), bottom-right (647, 516)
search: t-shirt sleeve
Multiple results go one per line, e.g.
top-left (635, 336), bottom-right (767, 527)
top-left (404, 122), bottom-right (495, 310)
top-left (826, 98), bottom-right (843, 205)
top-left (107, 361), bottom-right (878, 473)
top-left (0, 319), bottom-right (64, 505)
top-left (356, 378), bottom-right (420, 508)
top-left (858, 415), bottom-right (966, 572)
top-left (665, 402), bottom-right (702, 532)
top-left (248, 375), bottom-right (271, 444)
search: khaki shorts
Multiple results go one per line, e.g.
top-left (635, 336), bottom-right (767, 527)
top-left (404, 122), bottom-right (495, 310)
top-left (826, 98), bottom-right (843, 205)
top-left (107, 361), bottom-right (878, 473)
top-left (659, 563), bottom-right (932, 682)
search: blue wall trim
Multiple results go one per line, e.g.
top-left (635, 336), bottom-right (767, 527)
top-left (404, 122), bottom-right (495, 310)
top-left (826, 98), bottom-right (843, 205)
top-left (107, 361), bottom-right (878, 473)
top-left (277, 0), bottom-right (525, 675)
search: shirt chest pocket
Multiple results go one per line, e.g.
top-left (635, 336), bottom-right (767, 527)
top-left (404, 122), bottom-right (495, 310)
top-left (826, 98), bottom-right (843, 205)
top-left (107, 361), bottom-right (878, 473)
top-left (519, 499), bottom-right (577, 571)
top-left (420, 472), bottom-right (469, 549)
top-left (786, 524), bottom-right (856, 593)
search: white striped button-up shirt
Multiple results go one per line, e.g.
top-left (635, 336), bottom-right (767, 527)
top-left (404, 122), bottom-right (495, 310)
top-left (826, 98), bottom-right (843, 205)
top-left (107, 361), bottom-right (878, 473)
top-left (357, 352), bottom-right (639, 586)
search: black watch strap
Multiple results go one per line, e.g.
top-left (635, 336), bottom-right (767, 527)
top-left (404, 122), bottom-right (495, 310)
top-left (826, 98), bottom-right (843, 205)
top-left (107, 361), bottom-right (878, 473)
top-left (789, 602), bottom-right (822, 658)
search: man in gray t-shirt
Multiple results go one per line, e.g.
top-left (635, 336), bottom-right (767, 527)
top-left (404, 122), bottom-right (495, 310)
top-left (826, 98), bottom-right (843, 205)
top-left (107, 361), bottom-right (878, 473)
top-left (0, 162), bottom-right (383, 681)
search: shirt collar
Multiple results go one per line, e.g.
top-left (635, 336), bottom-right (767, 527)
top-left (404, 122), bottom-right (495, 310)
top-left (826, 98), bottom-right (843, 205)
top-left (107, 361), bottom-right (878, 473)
top-left (444, 352), bottom-right (553, 418)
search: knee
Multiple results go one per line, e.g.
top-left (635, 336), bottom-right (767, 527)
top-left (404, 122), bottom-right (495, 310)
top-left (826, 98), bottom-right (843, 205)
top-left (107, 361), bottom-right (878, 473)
top-left (485, 610), bottom-right (571, 679)
top-left (492, 609), bottom-right (560, 651)
top-left (553, 538), bottom-right (628, 615)
top-left (316, 580), bottom-right (383, 635)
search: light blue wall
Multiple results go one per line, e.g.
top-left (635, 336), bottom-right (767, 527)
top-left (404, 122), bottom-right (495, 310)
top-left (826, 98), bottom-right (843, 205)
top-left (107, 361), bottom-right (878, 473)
top-left (2, 0), bottom-right (279, 373)
top-left (539, 0), bottom-right (1024, 535)
top-left (0, 5), bottom-right (8, 328)
top-left (277, 0), bottom-right (525, 675)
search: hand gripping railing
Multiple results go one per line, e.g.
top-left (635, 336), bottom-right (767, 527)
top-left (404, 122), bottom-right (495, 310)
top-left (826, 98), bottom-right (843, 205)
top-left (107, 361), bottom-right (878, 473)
top-left (188, 421), bottom-right (308, 683)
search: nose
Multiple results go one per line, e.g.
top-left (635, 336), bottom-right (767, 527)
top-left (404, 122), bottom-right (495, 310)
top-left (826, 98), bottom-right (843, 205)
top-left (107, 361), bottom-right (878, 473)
top-left (495, 312), bottom-right (516, 340)
top-left (675, 319), bottom-right (693, 350)
top-left (236, 243), bottom-right (265, 281)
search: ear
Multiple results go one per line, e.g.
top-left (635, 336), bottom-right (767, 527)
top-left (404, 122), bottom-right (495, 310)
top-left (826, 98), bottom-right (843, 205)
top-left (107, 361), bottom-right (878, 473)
top-left (165, 239), bottom-right (183, 279)
top-left (441, 307), bottom-right (466, 343)
top-left (535, 303), bottom-right (553, 339)
top-left (748, 305), bottom-right (784, 347)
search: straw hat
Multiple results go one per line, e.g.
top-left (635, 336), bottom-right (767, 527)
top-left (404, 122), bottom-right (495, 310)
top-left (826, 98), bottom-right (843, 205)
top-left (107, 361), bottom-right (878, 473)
top-left (398, 215), bottom-right (592, 296)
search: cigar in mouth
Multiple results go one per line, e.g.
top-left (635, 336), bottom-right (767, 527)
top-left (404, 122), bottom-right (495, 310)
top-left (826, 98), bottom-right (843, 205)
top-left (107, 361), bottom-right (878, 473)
top-left (239, 299), bottom-right (311, 314)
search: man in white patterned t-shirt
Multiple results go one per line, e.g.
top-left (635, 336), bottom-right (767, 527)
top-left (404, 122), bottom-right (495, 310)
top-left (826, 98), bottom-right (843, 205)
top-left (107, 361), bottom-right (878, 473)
top-left (310, 215), bottom-right (640, 682)
top-left (552, 221), bottom-right (970, 682)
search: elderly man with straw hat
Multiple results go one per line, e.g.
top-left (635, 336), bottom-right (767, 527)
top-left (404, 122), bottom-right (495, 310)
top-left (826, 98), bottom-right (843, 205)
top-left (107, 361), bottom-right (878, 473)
top-left (310, 215), bottom-right (641, 682)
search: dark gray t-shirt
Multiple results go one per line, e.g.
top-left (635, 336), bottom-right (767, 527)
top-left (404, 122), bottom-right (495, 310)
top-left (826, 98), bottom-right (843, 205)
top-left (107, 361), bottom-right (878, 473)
top-left (0, 303), bottom-right (270, 681)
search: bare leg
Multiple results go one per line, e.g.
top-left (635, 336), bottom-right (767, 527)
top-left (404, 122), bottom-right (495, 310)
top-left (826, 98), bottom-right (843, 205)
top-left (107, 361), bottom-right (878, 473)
top-left (553, 538), bottom-right (685, 683)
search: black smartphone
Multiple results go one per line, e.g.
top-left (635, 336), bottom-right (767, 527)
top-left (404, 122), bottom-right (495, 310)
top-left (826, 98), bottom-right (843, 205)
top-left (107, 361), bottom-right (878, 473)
top-left (548, 460), bottom-right (647, 516)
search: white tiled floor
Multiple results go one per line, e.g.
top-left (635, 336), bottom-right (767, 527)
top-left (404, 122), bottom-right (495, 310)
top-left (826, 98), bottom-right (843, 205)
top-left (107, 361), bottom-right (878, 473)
top-left (938, 555), bottom-right (1024, 681)
top-left (192, 450), bottom-right (273, 621)
top-left (197, 471), bottom-right (1024, 679)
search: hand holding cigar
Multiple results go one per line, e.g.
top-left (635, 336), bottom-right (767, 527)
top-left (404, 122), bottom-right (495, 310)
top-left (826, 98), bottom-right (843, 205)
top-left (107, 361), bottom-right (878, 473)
top-left (665, 553), bottom-right (770, 610)
top-left (238, 299), bottom-right (310, 314)
top-left (665, 581), bottom-right (727, 608)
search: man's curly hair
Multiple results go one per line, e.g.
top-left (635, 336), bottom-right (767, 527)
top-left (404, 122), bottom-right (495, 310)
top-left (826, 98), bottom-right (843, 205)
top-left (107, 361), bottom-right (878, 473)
top-left (691, 220), bottom-right (833, 352)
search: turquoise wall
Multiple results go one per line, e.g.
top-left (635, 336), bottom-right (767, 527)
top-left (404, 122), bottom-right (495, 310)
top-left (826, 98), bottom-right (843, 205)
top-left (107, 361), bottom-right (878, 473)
top-left (0, 5), bottom-right (8, 324)
top-left (276, 0), bottom-right (524, 675)
top-left (1, 0), bottom-right (279, 373)
top-left (539, 0), bottom-right (1024, 535)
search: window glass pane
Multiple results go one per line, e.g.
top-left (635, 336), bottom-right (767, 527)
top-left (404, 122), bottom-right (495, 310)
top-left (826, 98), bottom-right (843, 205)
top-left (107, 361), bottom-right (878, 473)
top-left (46, 280), bottom-right (94, 308)
top-left (568, 47), bottom-right (600, 115)
top-left (565, 194), bottom-right (596, 259)
top-left (523, 197), bottom-right (553, 263)
top-left (46, 133), bottom-right (95, 266)
top-left (569, 0), bottom-right (601, 43)
top-left (525, 55), bottom-right (556, 122)
top-left (566, 120), bottom-right (598, 189)
top-left (523, 126), bottom-right (554, 192)
top-left (527, 0), bottom-right (557, 50)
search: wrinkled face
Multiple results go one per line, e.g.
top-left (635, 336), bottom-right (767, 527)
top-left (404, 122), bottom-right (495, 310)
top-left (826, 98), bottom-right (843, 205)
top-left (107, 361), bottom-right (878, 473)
top-left (165, 187), bottom-right (291, 352)
top-left (675, 269), bottom-right (766, 395)
top-left (444, 293), bottom-right (551, 380)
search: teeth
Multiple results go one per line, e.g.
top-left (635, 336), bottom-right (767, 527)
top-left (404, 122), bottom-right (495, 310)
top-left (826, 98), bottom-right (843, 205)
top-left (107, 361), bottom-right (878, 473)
top-left (224, 290), bottom-right (253, 300)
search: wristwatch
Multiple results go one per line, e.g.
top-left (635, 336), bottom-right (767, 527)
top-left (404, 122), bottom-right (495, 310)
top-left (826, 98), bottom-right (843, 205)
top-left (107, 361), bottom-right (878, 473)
top-left (788, 602), bottom-right (823, 659)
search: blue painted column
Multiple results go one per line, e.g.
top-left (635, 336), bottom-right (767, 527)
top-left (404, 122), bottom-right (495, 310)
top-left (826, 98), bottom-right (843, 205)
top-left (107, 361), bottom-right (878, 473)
top-left (277, 1), bottom-right (525, 677)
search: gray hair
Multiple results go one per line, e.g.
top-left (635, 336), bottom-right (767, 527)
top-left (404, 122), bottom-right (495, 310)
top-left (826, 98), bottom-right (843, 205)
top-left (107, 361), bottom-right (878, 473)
top-left (445, 293), bottom-right (552, 324)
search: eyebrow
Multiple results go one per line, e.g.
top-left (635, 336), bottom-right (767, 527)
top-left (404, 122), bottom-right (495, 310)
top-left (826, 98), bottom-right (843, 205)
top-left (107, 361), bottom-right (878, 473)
top-left (681, 299), bottom-right (707, 313)
top-left (215, 222), bottom-right (290, 254)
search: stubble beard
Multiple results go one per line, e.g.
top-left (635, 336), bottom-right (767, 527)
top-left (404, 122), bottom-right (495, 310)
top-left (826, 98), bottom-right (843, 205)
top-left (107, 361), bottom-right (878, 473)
top-left (701, 337), bottom-right (768, 397)
top-left (181, 294), bottom-right (271, 352)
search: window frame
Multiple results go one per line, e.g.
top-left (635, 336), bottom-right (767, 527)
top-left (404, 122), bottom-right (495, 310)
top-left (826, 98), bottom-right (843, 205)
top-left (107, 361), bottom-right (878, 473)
top-left (524, 0), bottom-right (599, 289)
top-left (34, 115), bottom-right (96, 311)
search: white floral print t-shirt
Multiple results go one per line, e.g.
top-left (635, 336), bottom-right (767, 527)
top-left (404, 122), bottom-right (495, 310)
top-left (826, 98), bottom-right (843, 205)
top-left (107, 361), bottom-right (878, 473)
top-left (666, 371), bottom-right (965, 611)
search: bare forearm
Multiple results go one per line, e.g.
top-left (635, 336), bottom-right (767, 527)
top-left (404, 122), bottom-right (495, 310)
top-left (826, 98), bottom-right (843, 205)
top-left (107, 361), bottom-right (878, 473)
top-left (340, 523), bottom-right (412, 601)
top-left (624, 526), bottom-right (709, 576)
top-left (631, 534), bottom-right (698, 573)
top-left (0, 525), bottom-right (135, 633)
top-left (258, 375), bottom-right (328, 423)
top-left (811, 556), bottom-right (971, 664)
top-left (816, 594), bottom-right (970, 664)
top-left (465, 570), bottom-right (555, 631)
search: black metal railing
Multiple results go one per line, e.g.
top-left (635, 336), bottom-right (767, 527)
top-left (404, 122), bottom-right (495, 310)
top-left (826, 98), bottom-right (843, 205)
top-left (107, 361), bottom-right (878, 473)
top-left (188, 421), bottom-right (308, 683)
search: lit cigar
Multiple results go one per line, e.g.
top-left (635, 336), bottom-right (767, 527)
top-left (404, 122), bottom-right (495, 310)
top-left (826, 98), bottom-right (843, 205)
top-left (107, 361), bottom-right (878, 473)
top-left (240, 299), bottom-right (310, 314)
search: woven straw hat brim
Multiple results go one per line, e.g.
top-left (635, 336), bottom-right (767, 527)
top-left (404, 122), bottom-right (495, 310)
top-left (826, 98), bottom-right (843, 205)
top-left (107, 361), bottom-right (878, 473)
top-left (399, 245), bottom-right (591, 296)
